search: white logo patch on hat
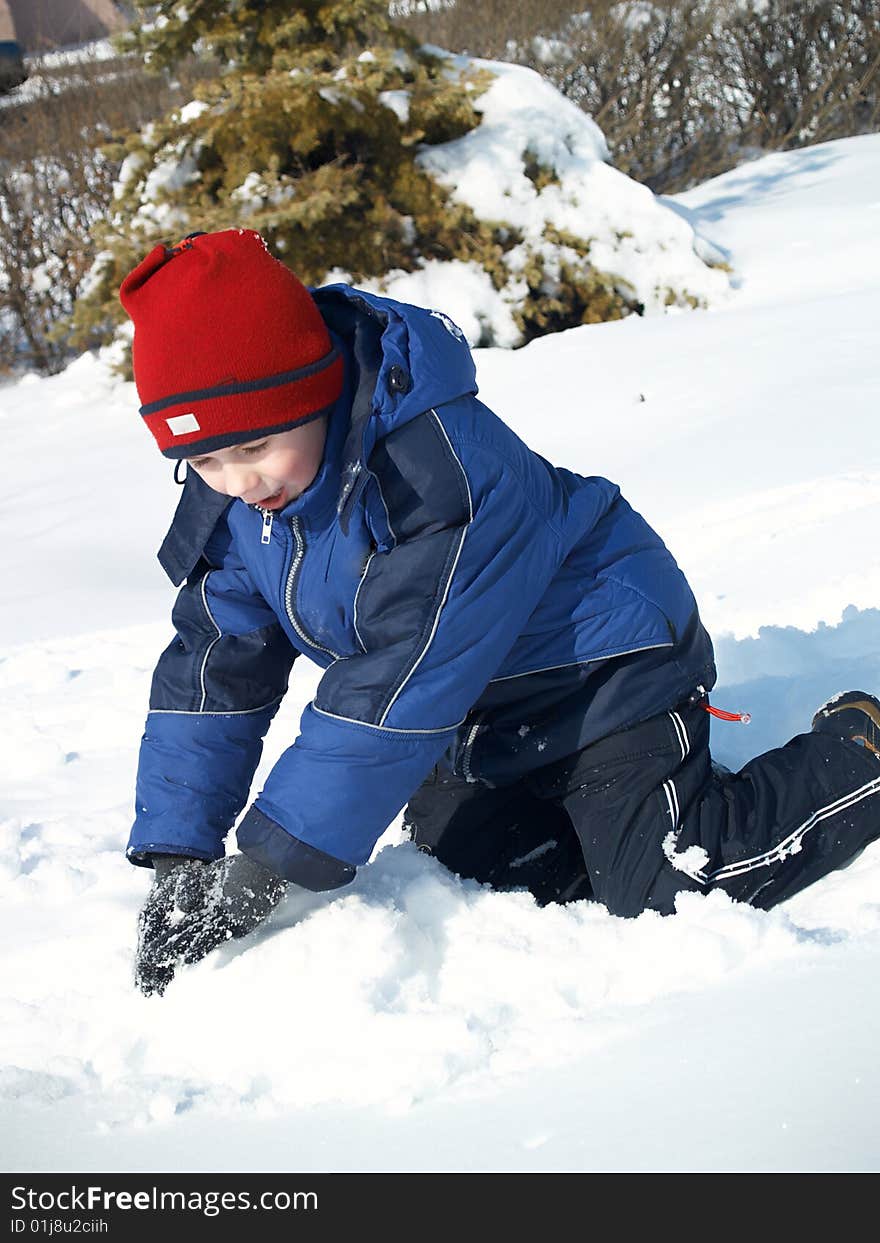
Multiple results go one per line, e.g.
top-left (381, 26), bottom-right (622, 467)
top-left (166, 413), bottom-right (201, 435)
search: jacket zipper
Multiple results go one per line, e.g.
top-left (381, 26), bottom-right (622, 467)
top-left (258, 508), bottom-right (274, 545)
top-left (283, 515), bottom-right (342, 661)
top-left (461, 711), bottom-right (487, 784)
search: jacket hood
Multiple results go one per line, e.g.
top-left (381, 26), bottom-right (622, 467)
top-left (313, 284), bottom-right (478, 425)
top-left (312, 285), bottom-right (479, 534)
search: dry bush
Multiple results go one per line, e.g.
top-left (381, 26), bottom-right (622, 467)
top-left (527, 3), bottom-right (719, 191)
top-left (402, 1), bottom-right (880, 192)
top-left (400, 0), bottom-right (584, 58)
top-left (716, 1), bottom-right (880, 152)
top-left (0, 49), bottom-right (211, 374)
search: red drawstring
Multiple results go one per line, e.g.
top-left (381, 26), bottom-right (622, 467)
top-left (700, 701), bottom-right (751, 724)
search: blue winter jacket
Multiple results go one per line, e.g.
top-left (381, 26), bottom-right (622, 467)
top-left (128, 286), bottom-right (716, 888)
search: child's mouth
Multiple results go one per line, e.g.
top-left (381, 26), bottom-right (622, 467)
top-left (255, 487), bottom-right (286, 510)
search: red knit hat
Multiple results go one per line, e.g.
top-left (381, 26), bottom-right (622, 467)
top-left (119, 229), bottom-right (344, 458)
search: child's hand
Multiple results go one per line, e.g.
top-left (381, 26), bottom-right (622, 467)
top-left (134, 853), bottom-right (288, 996)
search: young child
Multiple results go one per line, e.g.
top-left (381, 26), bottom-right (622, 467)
top-left (120, 228), bottom-right (880, 997)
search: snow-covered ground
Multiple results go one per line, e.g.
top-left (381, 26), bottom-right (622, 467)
top-left (0, 41), bottom-right (122, 111)
top-left (1, 132), bottom-right (879, 1173)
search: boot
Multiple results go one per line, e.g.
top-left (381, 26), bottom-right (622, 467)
top-left (811, 691), bottom-right (880, 758)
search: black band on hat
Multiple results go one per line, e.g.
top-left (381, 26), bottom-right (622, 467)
top-left (158, 402), bottom-right (335, 460)
top-left (139, 345), bottom-right (342, 417)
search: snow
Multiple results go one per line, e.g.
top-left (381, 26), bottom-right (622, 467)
top-left (0, 42), bottom-right (124, 111)
top-left (378, 89), bottom-right (411, 124)
top-left (178, 99), bottom-right (209, 125)
top-left (138, 144), bottom-right (201, 233)
top-left (375, 56), bottom-right (731, 340)
top-left (1, 132), bottom-right (880, 1172)
top-left (378, 258), bottom-right (521, 348)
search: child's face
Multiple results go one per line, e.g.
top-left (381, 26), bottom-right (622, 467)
top-left (184, 418), bottom-right (328, 509)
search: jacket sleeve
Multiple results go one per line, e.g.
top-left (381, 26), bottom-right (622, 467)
top-left (237, 400), bottom-right (572, 889)
top-left (127, 513), bottom-right (298, 868)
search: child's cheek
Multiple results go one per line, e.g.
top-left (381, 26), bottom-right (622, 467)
top-left (282, 452), bottom-right (309, 486)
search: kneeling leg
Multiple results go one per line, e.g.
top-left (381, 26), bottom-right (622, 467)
top-left (403, 765), bottom-right (591, 905)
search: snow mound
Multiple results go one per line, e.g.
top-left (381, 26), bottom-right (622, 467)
top-left (1, 620), bottom-right (878, 1142)
top-left (368, 56), bottom-right (730, 344)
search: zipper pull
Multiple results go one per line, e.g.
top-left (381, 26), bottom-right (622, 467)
top-left (259, 509), bottom-right (273, 545)
top-left (702, 703), bottom-right (751, 724)
top-left (690, 686), bottom-right (751, 724)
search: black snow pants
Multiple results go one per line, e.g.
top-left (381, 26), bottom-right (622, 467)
top-left (403, 697), bottom-right (880, 917)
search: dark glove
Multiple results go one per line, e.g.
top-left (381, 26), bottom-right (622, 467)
top-left (135, 852), bottom-right (288, 997)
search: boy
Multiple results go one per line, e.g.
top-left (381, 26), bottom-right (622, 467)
top-left (121, 229), bottom-right (880, 997)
